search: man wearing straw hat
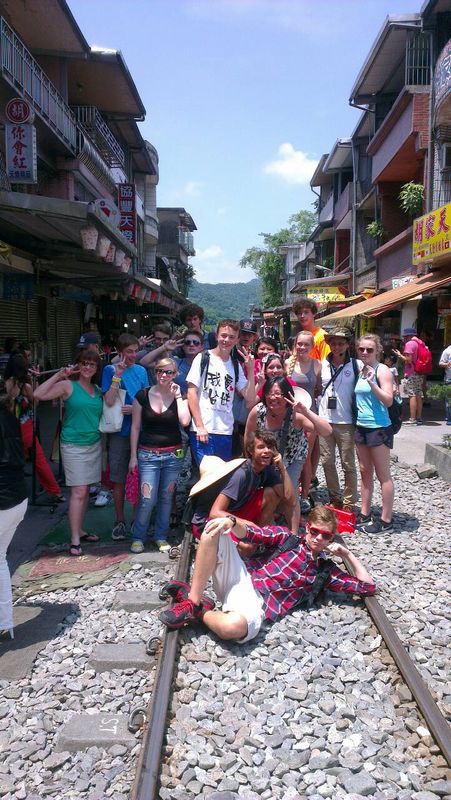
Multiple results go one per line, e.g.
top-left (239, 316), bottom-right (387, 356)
top-left (189, 431), bottom-right (298, 542)
top-left (159, 504), bottom-right (376, 642)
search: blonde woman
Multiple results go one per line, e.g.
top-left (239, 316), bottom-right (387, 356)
top-left (285, 331), bottom-right (322, 513)
top-left (354, 334), bottom-right (394, 535)
top-left (129, 357), bottom-right (190, 553)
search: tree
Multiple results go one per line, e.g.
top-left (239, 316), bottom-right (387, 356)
top-left (240, 210), bottom-right (315, 306)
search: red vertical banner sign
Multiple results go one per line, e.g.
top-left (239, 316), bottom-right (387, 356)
top-left (117, 183), bottom-right (136, 246)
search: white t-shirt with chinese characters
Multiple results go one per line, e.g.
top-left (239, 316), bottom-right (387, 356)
top-left (186, 351), bottom-right (247, 435)
top-left (318, 357), bottom-right (363, 424)
top-left (440, 345), bottom-right (451, 383)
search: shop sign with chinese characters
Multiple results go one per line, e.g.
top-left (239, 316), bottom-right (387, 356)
top-left (306, 287), bottom-right (345, 303)
top-left (5, 123), bottom-right (37, 183)
top-left (412, 202), bottom-right (451, 265)
top-left (117, 183), bottom-right (136, 246)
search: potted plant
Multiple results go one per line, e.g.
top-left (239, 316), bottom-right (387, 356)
top-left (366, 220), bottom-right (385, 239)
top-left (426, 382), bottom-right (451, 425)
top-left (399, 182), bottom-right (424, 219)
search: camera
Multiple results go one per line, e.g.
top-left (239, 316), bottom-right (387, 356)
top-left (327, 396), bottom-right (337, 409)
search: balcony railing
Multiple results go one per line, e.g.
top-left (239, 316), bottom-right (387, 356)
top-left (0, 17), bottom-right (77, 153)
top-left (178, 229), bottom-right (195, 255)
top-left (72, 106), bottom-right (125, 168)
top-left (319, 193), bottom-right (334, 225)
top-left (334, 182), bottom-right (352, 226)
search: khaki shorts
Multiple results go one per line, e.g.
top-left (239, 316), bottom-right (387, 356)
top-left (212, 535), bottom-right (265, 643)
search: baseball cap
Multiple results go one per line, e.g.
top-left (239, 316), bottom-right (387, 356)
top-left (402, 328), bottom-right (417, 337)
top-left (240, 319), bottom-right (257, 333)
top-left (76, 332), bottom-right (100, 348)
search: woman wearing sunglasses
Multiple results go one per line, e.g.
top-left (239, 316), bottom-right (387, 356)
top-left (354, 334), bottom-right (394, 534)
top-left (34, 349), bottom-right (103, 555)
top-left (129, 357), bottom-right (190, 553)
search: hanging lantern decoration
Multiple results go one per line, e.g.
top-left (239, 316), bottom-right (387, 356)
top-left (105, 243), bottom-right (116, 263)
top-left (96, 234), bottom-right (111, 258)
top-left (80, 225), bottom-right (98, 251)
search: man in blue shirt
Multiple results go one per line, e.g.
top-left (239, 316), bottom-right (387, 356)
top-left (102, 334), bottom-right (148, 540)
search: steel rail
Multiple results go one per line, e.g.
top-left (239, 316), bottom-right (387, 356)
top-left (131, 528), bottom-right (193, 800)
top-left (341, 551), bottom-right (451, 767)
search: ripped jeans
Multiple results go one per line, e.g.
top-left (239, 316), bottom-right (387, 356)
top-left (132, 448), bottom-right (183, 543)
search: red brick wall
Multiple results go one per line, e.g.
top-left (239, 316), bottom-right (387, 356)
top-left (412, 93), bottom-right (430, 150)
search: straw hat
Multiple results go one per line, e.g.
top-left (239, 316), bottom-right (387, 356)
top-left (189, 456), bottom-right (246, 497)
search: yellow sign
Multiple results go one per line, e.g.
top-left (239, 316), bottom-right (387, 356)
top-left (306, 287), bottom-right (345, 303)
top-left (412, 202), bottom-right (451, 264)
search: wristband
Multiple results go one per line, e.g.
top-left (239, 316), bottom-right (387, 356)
top-left (226, 514), bottom-right (237, 528)
top-left (112, 376), bottom-right (121, 384)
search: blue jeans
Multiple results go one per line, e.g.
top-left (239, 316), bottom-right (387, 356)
top-left (189, 431), bottom-right (233, 464)
top-left (132, 449), bottom-right (183, 542)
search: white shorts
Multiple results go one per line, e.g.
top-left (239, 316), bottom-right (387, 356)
top-left (212, 535), bottom-right (265, 643)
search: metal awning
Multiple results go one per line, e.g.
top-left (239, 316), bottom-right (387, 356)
top-left (0, 191), bottom-right (137, 277)
top-left (349, 15), bottom-right (421, 105)
top-left (291, 272), bottom-right (351, 293)
top-left (318, 268), bottom-right (451, 323)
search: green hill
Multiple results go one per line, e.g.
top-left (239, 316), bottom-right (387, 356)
top-left (188, 278), bottom-right (261, 326)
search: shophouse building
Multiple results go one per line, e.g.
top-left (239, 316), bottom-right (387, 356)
top-left (293, 3), bottom-right (451, 366)
top-left (0, 0), bottom-right (187, 367)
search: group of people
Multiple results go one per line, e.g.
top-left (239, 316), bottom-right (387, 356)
top-left (0, 299), bottom-right (444, 642)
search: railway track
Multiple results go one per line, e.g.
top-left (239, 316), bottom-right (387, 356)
top-left (131, 530), bottom-right (451, 800)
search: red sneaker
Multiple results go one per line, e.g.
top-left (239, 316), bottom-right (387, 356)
top-left (159, 596), bottom-right (215, 629)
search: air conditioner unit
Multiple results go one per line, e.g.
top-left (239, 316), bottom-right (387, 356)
top-left (441, 143), bottom-right (451, 170)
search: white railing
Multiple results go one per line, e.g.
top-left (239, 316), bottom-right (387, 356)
top-left (0, 17), bottom-right (77, 152)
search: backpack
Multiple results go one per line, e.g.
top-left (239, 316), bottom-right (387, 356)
top-left (375, 366), bottom-right (402, 434)
top-left (200, 349), bottom-right (240, 389)
top-left (413, 338), bottom-right (432, 375)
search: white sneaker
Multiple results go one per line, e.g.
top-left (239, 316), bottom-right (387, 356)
top-left (95, 490), bottom-right (111, 507)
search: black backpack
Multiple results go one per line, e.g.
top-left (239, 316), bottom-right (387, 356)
top-left (200, 349), bottom-right (240, 389)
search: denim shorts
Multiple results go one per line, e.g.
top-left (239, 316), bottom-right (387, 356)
top-left (354, 425), bottom-right (393, 449)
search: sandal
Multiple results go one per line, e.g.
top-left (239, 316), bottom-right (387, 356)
top-left (79, 533), bottom-right (100, 543)
top-left (69, 544), bottom-right (83, 557)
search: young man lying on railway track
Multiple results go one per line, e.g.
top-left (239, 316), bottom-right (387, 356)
top-left (159, 505), bottom-right (376, 642)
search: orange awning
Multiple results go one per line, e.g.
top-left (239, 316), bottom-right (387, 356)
top-left (319, 267), bottom-right (451, 323)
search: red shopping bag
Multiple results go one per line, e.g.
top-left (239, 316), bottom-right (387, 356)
top-left (325, 504), bottom-right (356, 534)
top-left (125, 467), bottom-right (139, 505)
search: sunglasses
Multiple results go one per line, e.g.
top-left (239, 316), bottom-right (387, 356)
top-left (155, 368), bottom-right (176, 376)
top-left (358, 346), bottom-right (375, 353)
top-left (308, 525), bottom-right (335, 541)
top-left (184, 339), bottom-right (201, 346)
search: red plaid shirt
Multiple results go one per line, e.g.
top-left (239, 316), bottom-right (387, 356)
top-left (243, 524), bottom-right (376, 622)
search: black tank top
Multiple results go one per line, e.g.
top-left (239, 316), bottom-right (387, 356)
top-left (136, 390), bottom-right (181, 448)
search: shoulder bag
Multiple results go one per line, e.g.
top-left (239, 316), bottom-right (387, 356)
top-left (99, 387), bottom-right (126, 433)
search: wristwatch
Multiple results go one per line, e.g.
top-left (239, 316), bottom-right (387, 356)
top-left (226, 514), bottom-right (237, 528)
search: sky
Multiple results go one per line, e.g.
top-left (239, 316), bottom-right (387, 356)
top-left (69, 0), bottom-right (420, 283)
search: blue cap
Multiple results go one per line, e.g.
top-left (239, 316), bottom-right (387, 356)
top-left (402, 328), bottom-right (416, 337)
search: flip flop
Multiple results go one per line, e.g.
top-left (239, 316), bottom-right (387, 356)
top-left (79, 533), bottom-right (100, 542)
top-left (69, 545), bottom-right (83, 557)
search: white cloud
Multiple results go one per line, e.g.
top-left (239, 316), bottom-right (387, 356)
top-left (264, 143), bottom-right (317, 185)
top-left (194, 244), bottom-right (223, 261)
top-left (184, 180), bottom-right (203, 197)
top-left (191, 245), bottom-right (254, 283)
top-left (186, 1), bottom-right (347, 39)
top-left (160, 180), bottom-right (203, 203)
